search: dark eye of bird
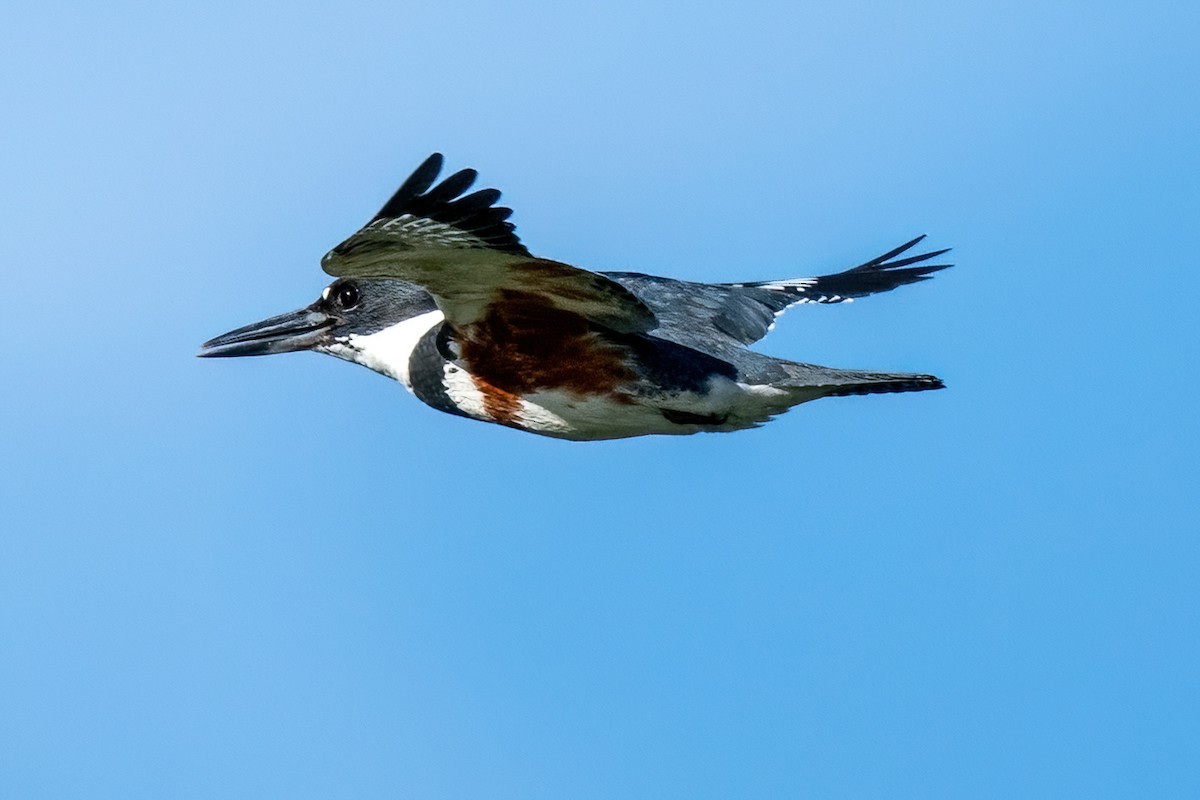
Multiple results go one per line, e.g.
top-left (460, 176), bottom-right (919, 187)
top-left (335, 283), bottom-right (360, 309)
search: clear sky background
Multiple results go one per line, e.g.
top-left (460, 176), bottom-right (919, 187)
top-left (2, 2), bottom-right (1197, 797)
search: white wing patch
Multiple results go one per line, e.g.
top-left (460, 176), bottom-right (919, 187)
top-left (364, 214), bottom-right (493, 249)
top-left (751, 278), bottom-right (818, 292)
top-left (731, 277), bottom-right (856, 306)
top-left (759, 278), bottom-right (855, 305)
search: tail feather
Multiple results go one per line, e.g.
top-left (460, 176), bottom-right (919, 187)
top-left (749, 357), bottom-right (946, 399)
top-left (725, 352), bottom-right (945, 428)
top-left (816, 373), bottom-right (945, 397)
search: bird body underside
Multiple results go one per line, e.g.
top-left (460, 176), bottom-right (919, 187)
top-left (372, 315), bottom-right (944, 441)
top-left (436, 381), bottom-right (799, 441)
top-left (412, 352), bottom-right (941, 441)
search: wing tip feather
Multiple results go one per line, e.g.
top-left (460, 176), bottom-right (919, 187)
top-left (359, 154), bottom-right (530, 257)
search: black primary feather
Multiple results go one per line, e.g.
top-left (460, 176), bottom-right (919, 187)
top-left (735, 235), bottom-right (953, 303)
top-left (367, 153), bottom-right (530, 256)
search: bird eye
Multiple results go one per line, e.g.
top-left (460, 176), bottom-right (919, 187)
top-left (334, 282), bottom-right (360, 309)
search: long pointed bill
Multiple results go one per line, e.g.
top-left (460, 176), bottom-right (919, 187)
top-left (198, 306), bottom-right (333, 358)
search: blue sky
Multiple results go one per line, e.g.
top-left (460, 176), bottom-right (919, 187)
top-left (2, 1), bottom-right (1197, 797)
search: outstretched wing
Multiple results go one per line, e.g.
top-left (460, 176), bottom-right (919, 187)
top-left (321, 153), bottom-right (656, 334)
top-left (730, 235), bottom-right (952, 305)
top-left (605, 235), bottom-right (952, 349)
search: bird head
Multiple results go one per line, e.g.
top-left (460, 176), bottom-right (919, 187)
top-left (199, 278), bottom-right (443, 384)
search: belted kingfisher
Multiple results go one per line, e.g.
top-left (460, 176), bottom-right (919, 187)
top-left (200, 153), bottom-right (951, 440)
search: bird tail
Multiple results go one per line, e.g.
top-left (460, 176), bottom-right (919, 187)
top-left (721, 353), bottom-right (944, 428)
top-left (778, 362), bottom-right (945, 398)
top-left (811, 369), bottom-right (944, 397)
top-left (738, 354), bottom-right (945, 402)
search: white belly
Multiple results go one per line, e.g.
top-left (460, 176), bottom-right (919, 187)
top-left (510, 380), bottom-right (804, 440)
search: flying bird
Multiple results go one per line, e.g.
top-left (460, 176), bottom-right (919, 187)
top-left (200, 153), bottom-right (950, 440)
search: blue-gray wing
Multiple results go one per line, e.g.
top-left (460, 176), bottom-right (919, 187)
top-left (602, 273), bottom-right (788, 350)
top-left (604, 235), bottom-right (951, 348)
